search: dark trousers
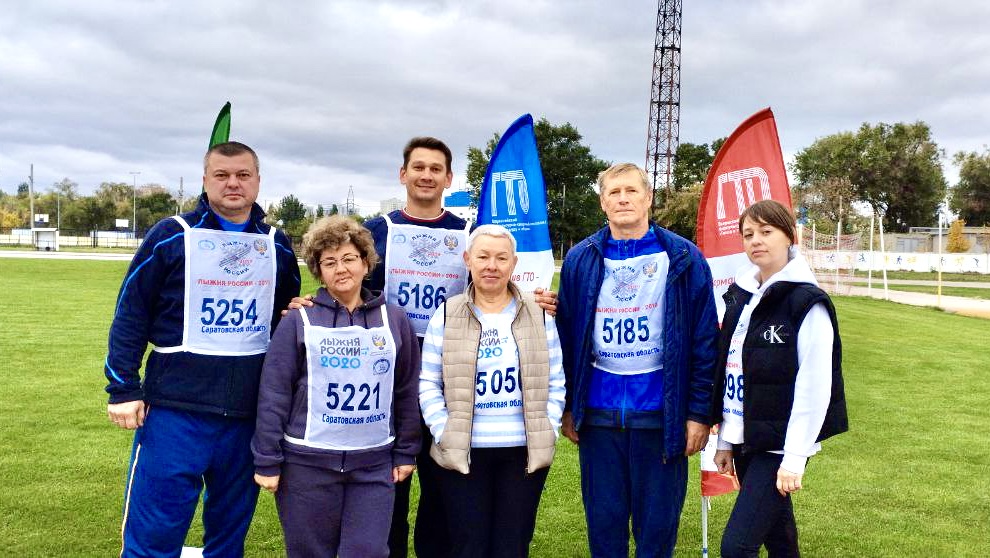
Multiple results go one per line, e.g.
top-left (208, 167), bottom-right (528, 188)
top-left (389, 421), bottom-right (449, 558)
top-left (437, 446), bottom-right (550, 558)
top-left (720, 450), bottom-right (800, 558)
top-left (578, 426), bottom-right (688, 558)
top-left (120, 407), bottom-right (259, 558)
top-left (276, 460), bottom-right (395, 558)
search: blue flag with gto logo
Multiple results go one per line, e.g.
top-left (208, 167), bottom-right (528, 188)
top-left (476, 114), bottom-right (554, 291)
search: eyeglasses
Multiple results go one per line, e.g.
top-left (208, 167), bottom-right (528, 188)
top-left (319, 254), bottom-right (363, 269)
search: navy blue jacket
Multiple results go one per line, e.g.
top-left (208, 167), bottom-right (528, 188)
top-left (104, 194), bottom-right (301, 418)
top-left (557, 223), bottom-right (718, 459)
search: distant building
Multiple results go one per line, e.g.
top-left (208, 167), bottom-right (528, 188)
top-left (380, 197), bottom-right (403, 214)
top-left (444, 190), bottom-right (476, 222)
top-left (906, 226), bottom-right (990, 254)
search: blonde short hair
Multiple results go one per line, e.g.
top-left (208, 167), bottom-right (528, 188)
top-left (467, 224), bottom-right (517, 255)
top-left (596, 162), bottom-right (650, 195)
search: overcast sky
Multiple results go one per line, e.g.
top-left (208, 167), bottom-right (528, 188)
top-left (2, 0), bottom-right (988, 215)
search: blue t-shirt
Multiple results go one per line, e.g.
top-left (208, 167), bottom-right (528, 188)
top-left (216, 214), bottom-right (250, 232)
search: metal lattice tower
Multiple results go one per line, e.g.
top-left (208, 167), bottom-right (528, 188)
top-left (345, 185), bottom-right (356, 216)
top-left (645, 0), bottom-right (682, 200)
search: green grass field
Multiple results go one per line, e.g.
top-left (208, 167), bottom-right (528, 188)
top-left (1, 258), bottom-right (988, 556)
top-left (850, 282), bottom-right (990, 300)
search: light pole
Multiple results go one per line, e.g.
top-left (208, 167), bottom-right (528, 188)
top-left (130, 171), bottom-right (141, 237)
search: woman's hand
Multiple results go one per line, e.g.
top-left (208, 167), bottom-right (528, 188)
top-left (393, 464), bottom-right (416, 483)
top-left (280, 294), bottom-right (314, 316)
top-left (713, 449), bottom-right (734, 475)
top-left (776, 467), bottom-right (803, 496)
top-left (254, 473), bottom-right (279, 493)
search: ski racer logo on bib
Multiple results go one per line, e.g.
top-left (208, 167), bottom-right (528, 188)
top-left (610, 266), bottom-right (640, 302)
top-left (253, 239), bottom-right (269, 257)
top-left (372, 334), bottom-right (387, 350)
top-left (643, 259), bottom-right (658, 278)
top-left (373, 358), bottom-right (391, 375)
top-left (443, 234), bottom-right (460, 251)
top-left (409, 234), bottom-right (442, 266)
top-left (219, 241), bottom-right (253, 276)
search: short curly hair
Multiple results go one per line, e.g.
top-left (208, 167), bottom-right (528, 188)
top-left (301, 215), bottom-right (380, 281)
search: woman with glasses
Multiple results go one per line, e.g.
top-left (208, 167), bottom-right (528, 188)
top-left (252, 215), bottom-right (421, 558)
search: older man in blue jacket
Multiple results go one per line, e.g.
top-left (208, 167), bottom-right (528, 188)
top-left (558, 162), bottom-right (718, 558)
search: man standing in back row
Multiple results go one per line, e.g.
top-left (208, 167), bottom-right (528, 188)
top-left (104, 141), bottom-right (301, 557)
top-left (557, 162), bottom-right (718, 558)
top-left (362, 136), bottom-right (557, 557)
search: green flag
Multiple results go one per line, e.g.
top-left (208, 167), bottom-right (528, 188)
top-left (209, 102), bottom-right (231, 148)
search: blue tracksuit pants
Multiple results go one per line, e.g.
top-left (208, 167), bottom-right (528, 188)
top-left (578, 426), bottom-right (688, 558)
top-left (119, 407), bottom-right (259, 558)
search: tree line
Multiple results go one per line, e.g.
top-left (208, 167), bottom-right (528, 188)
top-left (4, 117), bottom-right (988, 248)
top-left (0, 180), bottom-right (345, 239)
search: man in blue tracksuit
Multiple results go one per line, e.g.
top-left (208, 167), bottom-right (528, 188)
top-left (104, 141), bottom-right (301, 557)
top-left (557, 163), bottom-right (718, 558)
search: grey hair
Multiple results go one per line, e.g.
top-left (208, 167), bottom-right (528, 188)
top-left (466, 224), bottom-right (517, 255)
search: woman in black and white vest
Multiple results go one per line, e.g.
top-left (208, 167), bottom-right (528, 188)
top-left (710, 200), bottom-right (848, 557)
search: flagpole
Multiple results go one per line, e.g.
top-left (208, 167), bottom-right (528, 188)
top-left (868, 212), bottom-right (875, 296)
top-left (879, 213), bottom-right (889, 300)
top-left (701, 495), bottom-right (709, 557)
top-left (937, 213), bottom-right (943, 305)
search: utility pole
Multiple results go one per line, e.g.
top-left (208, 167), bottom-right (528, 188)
top-left (177, 176), bottom-right (184, 215)
top-left (130, 171), bottom-right (141, 236)
top-left (29, 164), bottom-right (35, 229)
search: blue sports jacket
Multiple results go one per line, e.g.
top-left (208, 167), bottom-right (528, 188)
top-left (103, 194), bottom-right (301, 418)
top-left (557, 223), bottom-right (718, 459)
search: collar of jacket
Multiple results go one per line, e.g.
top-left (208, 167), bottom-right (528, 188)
top-left (314, 287), bottom-right (385, 311)
top-left (195, 192), bottom-right (269, 229)
top-left (584, 222), bottom-right (694, 279)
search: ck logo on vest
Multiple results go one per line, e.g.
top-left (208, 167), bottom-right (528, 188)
top-left (762, 324), bottom-right (788, 344)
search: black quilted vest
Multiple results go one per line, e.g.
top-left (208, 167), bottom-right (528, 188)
top-left (709, 281), bottom-right (848, 452)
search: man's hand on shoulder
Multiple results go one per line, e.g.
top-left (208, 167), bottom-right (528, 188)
top-left (534, 288), bottom-right (558, 317)
top-left (107, 400), bottom-right (147, 430)
top-left (561, 411), bottom-right (579, 444)
top-left (281, 294), bottom-right (315, 316)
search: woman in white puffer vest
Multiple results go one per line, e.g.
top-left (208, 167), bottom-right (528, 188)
top-left (419, 224), bottom-right (566, 558)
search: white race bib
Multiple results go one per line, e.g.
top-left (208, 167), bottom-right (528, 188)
top-left (285, 306), bottom-right (396, 451)
top-left (472, 311), bottom-right (522, 417)
top-left (721, 300), bottom-right (757, 445)
top-left (382, 215), bottom-right (470, 336)
top-left (158, 216), bottom-right (276, 356)
top-left (592, 252), bottom-right (669, 375)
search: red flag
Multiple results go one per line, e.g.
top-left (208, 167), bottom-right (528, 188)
top-left (696, 108), bottom-right (792, 320)
top-left (699, 432), bottom-right (738, 497)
